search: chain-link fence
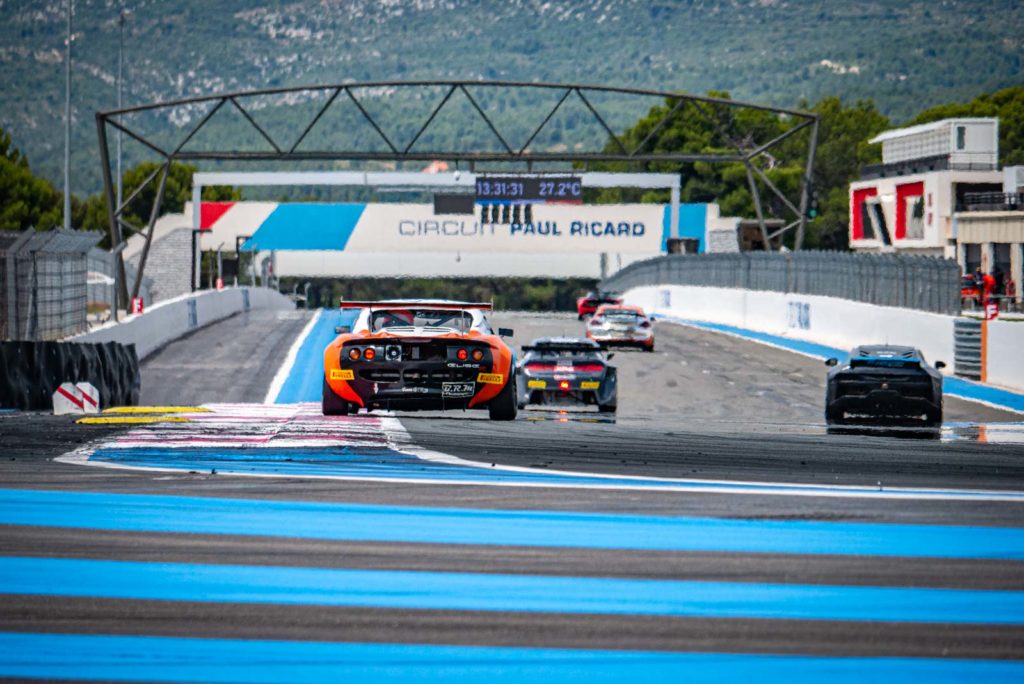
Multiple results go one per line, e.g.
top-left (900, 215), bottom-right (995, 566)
top-left (1, 229), bottom-right (103, 341)
top-left (87, 248), bottom-right (151, 318)
top-left (601, 251), bottom-right (961, 315)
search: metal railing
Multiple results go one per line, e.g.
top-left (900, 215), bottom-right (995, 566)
top-left (1, 229), bottom-right (102, 340)
top-left (601, 251), bottom-right (961, 315)
top-left (960, 192), bottom-right (1024, 212)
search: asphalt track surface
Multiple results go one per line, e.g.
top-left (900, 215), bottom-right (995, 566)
top-left (2, 310), bottom-right (1024, 680)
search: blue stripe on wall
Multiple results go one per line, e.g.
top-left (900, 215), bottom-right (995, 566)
top-left (275, 308), bottom-right (359, 404)
top-left (677, 203), bottom-right (707, 252)
top-left (3, 557), bottom-right (1023, 624)
top-left (2, 489), bottom-right (1023, 559)
top-left (241, 203), bottom-right (366, 251)
top-left (3, 633), bottom-right (1023, 684)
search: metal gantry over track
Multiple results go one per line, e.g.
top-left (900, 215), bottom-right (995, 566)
top-left (95, 80), bottom-right (819, 308)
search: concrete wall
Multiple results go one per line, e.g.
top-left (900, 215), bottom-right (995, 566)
top-left (123, 212), bottom-right (194, 304)
top-left (73, 287), bottom-right (293, 360)
top-left (986, 320), bottom-right (1024, 391)
top-left (623, 285), bottom-right (957, 369)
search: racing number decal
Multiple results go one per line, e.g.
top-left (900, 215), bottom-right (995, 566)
top-left (330, 369), bottom-right (354, 381)
top-left (477, 373), bottom-right (504, 385)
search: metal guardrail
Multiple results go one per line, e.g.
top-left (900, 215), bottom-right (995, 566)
top-left (601, 251), bottom-right (961, 315)
top-left (960, 192), bottom-right (1024, 212)
top-left (1, 229), bottom-right (102, 341)
top-left (953, 318), bottom-right (982, 379)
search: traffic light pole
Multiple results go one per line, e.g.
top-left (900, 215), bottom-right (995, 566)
top-left (795, 118), bottom-right (820, 250)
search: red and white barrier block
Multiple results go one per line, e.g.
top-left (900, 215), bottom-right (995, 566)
top-left (52, 382), bottom-right (100, 415)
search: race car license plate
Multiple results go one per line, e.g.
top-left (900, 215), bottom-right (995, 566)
top-left (442, 382), bottom-right (476, 398)
top-left (580, 381), bottom-right (600, 390)
top-left (527, 379), bottom-right (547, 389)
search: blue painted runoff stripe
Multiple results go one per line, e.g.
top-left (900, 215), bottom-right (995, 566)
top-left (654, 314), bottom-right (1024, 413)
top-left (2, 489), bottom-right (1024, 560)
top-left (3, 557), bottom-right (1024, 624)
top-left (3, 634), bottom-right (1023, 684)
top-left (275, 308), bottom-right (358, 404)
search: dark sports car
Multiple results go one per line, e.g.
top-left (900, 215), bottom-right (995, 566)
top-left (517, 337), bottom-right (618, 413)
top-left (825, 345), bottom-right (945, 428)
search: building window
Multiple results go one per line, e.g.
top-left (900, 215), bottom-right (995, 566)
top-left (860, 203), bottom-right (875, 239)
top-left (956, 126), bottom-right (966, 150)
top-left (994, 243), bottom-right (1012, 294)
top-left (964, 244), bottom-right (981, 275)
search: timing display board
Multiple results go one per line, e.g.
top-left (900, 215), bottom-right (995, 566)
top-left (475, 176), bottom-right (582, 203)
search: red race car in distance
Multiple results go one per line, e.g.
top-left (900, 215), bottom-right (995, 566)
top-left (576, 291), bottom-right (622, 320)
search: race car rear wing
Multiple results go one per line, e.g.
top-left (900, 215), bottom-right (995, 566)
top-left (849, 357), bottom-right (921, 369)
top-left (339, 300), bottom-right (493, 311)
top-left (522, 342), bottom-right (601, 353)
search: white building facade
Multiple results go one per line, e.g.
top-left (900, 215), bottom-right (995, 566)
top-left (849, 118), bottom-right (1003, 258)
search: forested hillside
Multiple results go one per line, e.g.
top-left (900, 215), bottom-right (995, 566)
top-left (1, 0), bottom-right (1022, 193)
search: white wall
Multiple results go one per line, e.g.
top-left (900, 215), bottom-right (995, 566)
top-left (623, 285), bottom-right (957, 368)
top-left (72, 287), bottom-right (293, 360)
top-left (986, 320), bottom-right (1024, 391)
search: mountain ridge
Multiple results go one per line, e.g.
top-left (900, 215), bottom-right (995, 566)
top-left (2, 0), bottom-right (1022, 192)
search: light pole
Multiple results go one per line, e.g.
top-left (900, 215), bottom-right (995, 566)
top-left (116, 5), bottom-right (127, 214)
top-left (63, 0), bottom-right (73, 231)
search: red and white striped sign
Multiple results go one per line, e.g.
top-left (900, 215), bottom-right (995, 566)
top-left (53, 382), bottom-right (100, 415)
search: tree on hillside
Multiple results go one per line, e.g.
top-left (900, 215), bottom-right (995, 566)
top-left (79, 162), bottom-right (241, 244)
top-left (587, 93), bottom-right (887, 249)
top-left (907, 86), bottom-right (1024, 166)
top-left (0, 127), bottom-right (64, 233)
top-left (788, 97), bottom-right (890, 250)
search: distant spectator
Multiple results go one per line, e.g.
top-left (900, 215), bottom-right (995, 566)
top-left (982, 272), bottom-right (996, 305)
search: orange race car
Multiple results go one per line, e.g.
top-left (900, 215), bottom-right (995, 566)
top-left (322, 300), bottom-right (518, 420)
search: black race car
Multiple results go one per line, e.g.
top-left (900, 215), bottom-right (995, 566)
top-left (825, 345), bottom-right (945, 428)
top-left (517, 337), bottom-right (618, 413)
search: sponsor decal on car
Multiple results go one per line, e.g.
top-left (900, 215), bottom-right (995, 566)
top-left (580, 381), bottom-right (601, 390)
top-left (442, 382), bottom-right (476, 398)
top-left (329, 369), bottom-right (354, 381)
top-left (527, 379), bottom-right (547, 389)
top-left (477, 372), bottom-right (505, 385)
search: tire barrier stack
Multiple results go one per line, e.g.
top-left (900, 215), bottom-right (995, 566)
top-left (0, 341), bottom-right (140, 411)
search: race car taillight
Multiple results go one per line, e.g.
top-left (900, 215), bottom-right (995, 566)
top-left (526, 362), bottom-right (556, 372)
top-left (471, 349), bottom-right (485, 362)
top-left (456, 348), bottom-right (468, 361)
top-left (559, 380), bottom-right (570, 391)
top-left (574, 363), bottom-right (604, 373)
top-left (348, 348), bottom-right (361, 361)
top-left (363, 347), bottom-right (376, 361)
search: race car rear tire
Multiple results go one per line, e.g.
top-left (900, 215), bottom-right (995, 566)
top-left (598, 402), bottom-right (617, 413)
top-left (488, 373), bottom-right (518, 421)
top-left (322, 378), bottom-right (350, 416)
top-left (644, 344), bottom-right (654, 353)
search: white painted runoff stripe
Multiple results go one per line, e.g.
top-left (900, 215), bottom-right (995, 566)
top-left (59, 403), bottom-right (1024, 503)
top-left (264, 309), bottom-right (322, 404)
